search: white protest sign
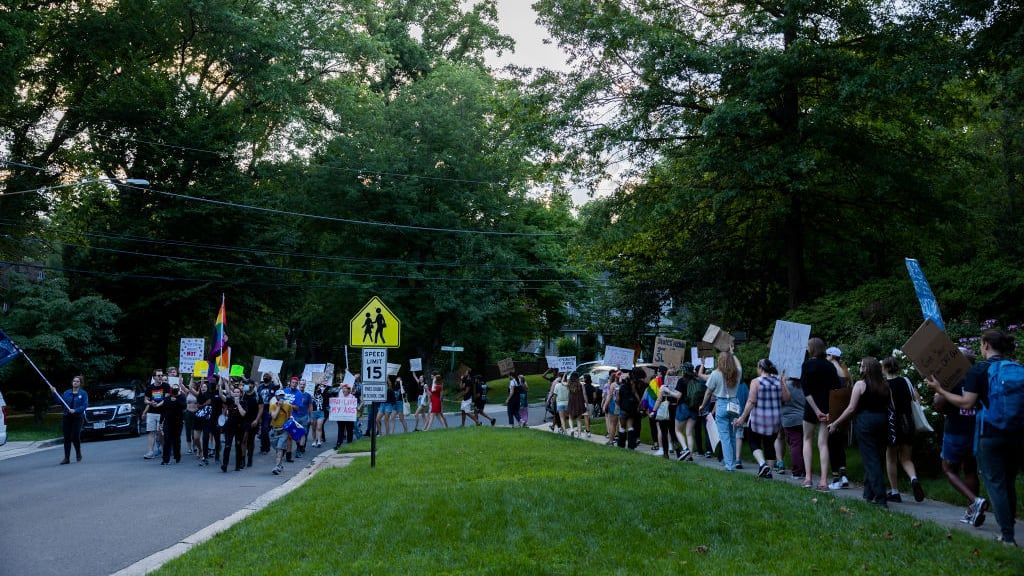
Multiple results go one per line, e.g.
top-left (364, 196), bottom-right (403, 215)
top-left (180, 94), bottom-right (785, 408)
top-left (603, 345), bottom-right (635, 369)
top-left (546, 356), bottom-right (558, 369)
top-left (387, 363), bottom-right (401, 376)
top-left (663, 375), bottom-right (680, 392)
top-left (705, 413), bottom-right (720, 451)
top-left (768, 320), bottom-right (812, 379)
top-left (302, 364), bottom-right (326, 384)
top-left (329, 395), bottom-right (358, 422)
top-left (703, 357), bottom-right (715, 370)
top-left (342, 370), bottom-right (356, 385)
top-left (554, 356), bottom-right (577, 374)
top-left (258, 358), bottom-right (284, 377)
top-left (178, 338), bottom-right (205, 374)
top-left (409, 358), bottom-right (422, 372)
top-left (690, 347), bottom-right (699, 368)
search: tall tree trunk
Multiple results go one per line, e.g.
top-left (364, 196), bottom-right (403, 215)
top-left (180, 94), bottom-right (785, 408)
top-left (781, 5), bottom-right (806, 309)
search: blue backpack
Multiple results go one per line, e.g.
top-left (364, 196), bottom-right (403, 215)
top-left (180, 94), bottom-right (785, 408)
top-left (982, 359), bottom-right (1024, 432)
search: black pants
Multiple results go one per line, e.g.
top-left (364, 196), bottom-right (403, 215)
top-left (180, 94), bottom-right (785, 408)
top-left (259, 411), bottom-right (271, 453)
top-left (201, 419), bottom-right (220, 459)
top-left (336, 421), bottom-right (354, 445)
top-left (829, 422), bottom-right (848, 473)
top-left (507, 402), bottom-right (521, 425)
top-left (657, 419), bottom-right (673, 458)
top-left (62, 414), bottom-right (83, 460)
top-left (855, 411), bottom-right (889, 506)
top-left (162, 418), bottom-right (182, 463)
top-left (746, 428), bottom-right (777, 461)
top-left (222, 422), bottom-right (245, 470)
top-left (648, 415), bottom-right (659, 446)
top-left (244, 422), bottom-right (256, 465)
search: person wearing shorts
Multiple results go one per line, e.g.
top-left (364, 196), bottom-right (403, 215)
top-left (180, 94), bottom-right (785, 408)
top-left (936, 369), bottom-right (985, 527)
top-left (270, 390), bottom-right (293, 475)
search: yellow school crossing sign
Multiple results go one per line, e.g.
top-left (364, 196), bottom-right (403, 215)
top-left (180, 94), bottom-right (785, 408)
top-left (350, 296), bottom-right (401, 348)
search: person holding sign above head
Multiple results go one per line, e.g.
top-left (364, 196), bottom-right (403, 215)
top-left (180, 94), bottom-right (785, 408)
top-left (49, 375), bottom-right (87, 465)
top-left (800, 338), bottom-right (840, 490)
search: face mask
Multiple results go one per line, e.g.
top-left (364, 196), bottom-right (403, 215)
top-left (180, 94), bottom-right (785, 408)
top-left (243, 385), bottom-right (251, 393)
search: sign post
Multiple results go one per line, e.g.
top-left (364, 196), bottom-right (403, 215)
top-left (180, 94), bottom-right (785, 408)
top-left (361, 348), bottom-right (387, 468)
top-left (440, 344), bottom-right (464, 381)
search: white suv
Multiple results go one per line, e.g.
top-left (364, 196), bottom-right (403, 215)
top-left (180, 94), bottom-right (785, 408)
top-left (0, 390), bottom-right (7, 446)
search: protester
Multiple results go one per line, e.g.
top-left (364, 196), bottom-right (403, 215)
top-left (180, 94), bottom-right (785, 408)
top-left (393, 376), bottom-right (411, 433)
top-left (412, 373), bottom-right (430, 431)
top-left (698, 350), bottom-right (743, 471)
top-left (651, 384), bottom-right (675, 459)
top-left (204, 376), bottom-right (223, 462)
top-left (269, 389), bottom-right (293, 475)
top-left (256, 373), bottom-right (276, 454)
top-left (882, 355), bottom-right (925, 503)
top-left (617, 368), bottom-right (644, 449)
top-left (933, 347), bottom-right (985, 527)
top-left (184, 377), bottom-right (199, 455)
top-left (781, 376), bottom-right (807, 479)
top-left (143, 369), bottom-right (169, 459)
top-left (291, 380), bottom-right (312, 457)
top-left (517, 374), bottom-right (529, 426)
top-left (929, 329), bottom-right (1021, 545)
top-left (473, 375), bottom-right (496, 427)
top-left (49, 375), bottom-right (87, 465)
top-left (506, 371), bottom-right (523, 426)
top-left (644, 366), bottom-right (667, 452)
top-left (602, 370), bottom-right (620, 445)
top-left (219, 383), bottom-right (247, 472)
top-left (159, 381), bottom-right (186, 465)
top-left (553, 373), bottom-right (570, 435)
top-left (335, 383), bottom-right (356, 446)
top-left (674, 363), bottom-right (703, 461)
top-left (567, 373), bottom-right (589, 437)
top-left (311, 381), bottom-right (327, 447)
top-left (826, 347), bottom-right (852, 489)
top-left (829, 357), bottom-right (894, 508)
top-left (733, 378), bottom-right (749, 469)
top-left (241, 379), bottom-right (261, 468)
top-left (425, 373), bottom-right (448, 430)
top-left (801, 338), bottom-right (840, 490)
top-left (734, 359), bottom-right (787, 478)
top-left (193, 380), bottom-right (213, 465)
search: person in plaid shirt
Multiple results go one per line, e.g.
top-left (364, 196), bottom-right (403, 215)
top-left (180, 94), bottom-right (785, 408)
top-left (734, 359), bottom-right (788, 479)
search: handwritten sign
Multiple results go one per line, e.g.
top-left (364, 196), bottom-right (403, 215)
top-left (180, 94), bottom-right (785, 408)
top-left (768, 320), bottom-right (811, 379)
top-left (178, 338), bottom-right (205, 374)
top-left (902, 319), bottom-right (970, 390)
top-left (653, 337), bottom-right (687, 367)
top-left (387, 363), bottom-right (401, 376)
top-left (905, 258), bottom-right (945, 331)
top-left (551, 356), bottom-right (577, 374)
top-left (409, 358), bottom-right (422, 372)
top-left (258, 359), bottom-right (283, 378)
top-left (498, 358), bottom-right (515, 376)
top-left (192, 360), bottom-right (209, 378)
top-left (690, 347), bottom-right (699, 368)
top-left (603, 345), bottom-right (635, 369)
top-left (329, 395), bottom-right (358, 421)
top-left (663, 375), bottom-right (680, 392)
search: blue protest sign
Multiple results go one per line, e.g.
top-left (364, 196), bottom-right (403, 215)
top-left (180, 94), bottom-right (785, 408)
top-left (905, 258), bottom-right (945, 331)
top-left (0, 329), bottom-right (21, 368)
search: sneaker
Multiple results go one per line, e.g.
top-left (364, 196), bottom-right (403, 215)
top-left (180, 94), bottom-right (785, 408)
top-left (757, 463), bottom-right (772, 478)
top-left (143, 452), bottom-right (155, 459)
top-left (586, 431), bottom-right (591, 438)
top-left (828, 480), bottom-right (845, 490)
top-left (272, 465), bottom-right (282, 475)
top-left (775, 460), bottom-right (785, 471)
top-left (735, 462), bottom-right (744, 470)
top-left (959, 509), bottom-right (972, 525)
top-left (651, 444), bottom-right (660, 451)
top-left (911, 478), bottom-right (925, 502)
top-left (887, 492), bottom-right (902, 503)
top-left (677, 449), bottom-right (691, 462)
top-left (966, 497), bottom-right (989, 528)
top-left (841, 475), bottom-right (850, 488)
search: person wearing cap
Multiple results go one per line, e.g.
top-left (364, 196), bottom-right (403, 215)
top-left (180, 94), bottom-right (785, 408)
top-left (269, 388), bottom-right (293, 475)
top-left (826, 346), bottom-right (852, 490)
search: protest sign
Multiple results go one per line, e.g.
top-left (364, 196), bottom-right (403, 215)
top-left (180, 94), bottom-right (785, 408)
top-left (905, 258), bottom-right (945, 331)
top-left (311, 372), bottom-right (325, 386)
top-left (653, 337), bottom-right (687, 366)
top-left (167, 376), bottom-right (181, 387)
top-left (409, 358), bottom-right (422, 372)
top-left (705, 413), bottom-right (720, 452)
top-left (660, 349), bottom-right (686, 370)
top-left (230, 365), bottom-right (244, 378)
top-left (703, 357), bottom-right (715, 370)
top-left (342, 371), bottom-right (356, 385)
top-left (302, 364), bottom-right (326, 384)
top-left (702, 325), bottom-right (734, 352)
top-left (258, 358), bottom-right (283, 376)
top-left (768, 320), bottom-right (812, 379)
top-left (192, 360), bottom-right (209, 378)
top-left (387, 363), bottom-right (401, 376)
top-left (498, 358), bottom-right (515, 376)
top-left (178, 338), bottom-right (205, 374)
top-left (901, 319), bottom-right (971, 390)
top-left (690, 347), bottom-right (699, 368)
top-left (329, 395), bottom-right (358, 422)
top-left (663, 375), bottom-right (680, 392)
top-left (250, 356), bottom-right (264, 379)
top-left (603, 345), bottom-right (635, 369)
top-left (552, 356), bottom-right (577, 374)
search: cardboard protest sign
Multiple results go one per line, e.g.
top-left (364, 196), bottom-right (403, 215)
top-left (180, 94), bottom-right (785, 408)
top-left (663, 375), bottom-right (680, 392)
top-left (603, 345), bottom-right (635, 369)
top-left (250, 356), bottom-right (263, 379)
top-left (768, 320), bottom-right (812, 379)
top-left (901, 319), bottom-right (971, 390)
top-left (497, 358), bottom-right (515, 376)
top-left (653, 337), bottom-right (687, 367)
top-left (230, 364), bottom-right (245, 378)
top-left (409, 358), bottom-right (422, 372)
top-left (905, 258), bottom-right (945, 331)
top-left (698, 343), bottom-right (715, 358)
top-left (546, 356), bottom-right (558, 369)
top-left (387, 363), bottom-right (401, 376)
top-left (192, 360), bottom-right (209, 378)
top-left (301, 364), bottom-right (326, 384)
top-left (329, 395), bottom-right (358, 422)
top-left (660, 348), bottom-right (686, 370)
top-left (257, 358), bottom-right (283, 377)
top-left (702, 325), bottom-right (734, 352)
top-left (178, 338), bottom-right (205, 374)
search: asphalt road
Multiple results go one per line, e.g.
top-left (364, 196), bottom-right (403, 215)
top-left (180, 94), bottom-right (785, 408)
top-left (0, 403), bottom-right (544, 576)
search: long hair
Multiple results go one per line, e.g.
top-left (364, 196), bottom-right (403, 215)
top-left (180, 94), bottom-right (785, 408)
top-left (861, 357), bottom-right (888, 397)
top-left (718, 351), bottom-right (739, 387)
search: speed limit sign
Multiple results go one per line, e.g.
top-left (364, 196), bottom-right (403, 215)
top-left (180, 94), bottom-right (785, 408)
top-left (361, 348), bottom-right (387, 402)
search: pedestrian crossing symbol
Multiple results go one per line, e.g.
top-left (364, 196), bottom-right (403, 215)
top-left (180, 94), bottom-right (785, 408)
top-left (350, 296), bottom-right (401, 348)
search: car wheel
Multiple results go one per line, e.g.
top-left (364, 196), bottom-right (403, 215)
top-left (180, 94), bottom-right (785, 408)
top-left (130, 416), bottom-right (141, 437)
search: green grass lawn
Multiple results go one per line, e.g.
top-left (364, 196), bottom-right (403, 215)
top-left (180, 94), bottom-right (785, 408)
top-left (4, 413), bottom-right (61, 441)
top-left (154, 429), bottom-right (1020, 575)
top-left (484, 373), bottom-right (552, 404)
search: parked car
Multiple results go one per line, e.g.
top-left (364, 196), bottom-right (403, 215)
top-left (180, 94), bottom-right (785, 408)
top-left (0, 389), bottom-right (7, 446)
top-left (82, 381), bottom-right (145, 437)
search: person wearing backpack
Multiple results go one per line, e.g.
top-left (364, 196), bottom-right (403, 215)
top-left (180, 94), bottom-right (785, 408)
top-left (929, 329), bottom-right (1022, 545)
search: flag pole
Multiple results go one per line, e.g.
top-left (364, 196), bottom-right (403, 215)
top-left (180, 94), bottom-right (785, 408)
top-left (16, 344), bottom-right (72, 412)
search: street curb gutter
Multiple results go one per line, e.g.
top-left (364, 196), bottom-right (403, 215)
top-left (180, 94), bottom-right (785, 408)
top-left (110, 450), bottom-right (369, 576)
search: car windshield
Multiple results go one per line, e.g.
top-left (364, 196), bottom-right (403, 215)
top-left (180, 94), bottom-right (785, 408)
top-left (90, 386), bottom-right (136, 403)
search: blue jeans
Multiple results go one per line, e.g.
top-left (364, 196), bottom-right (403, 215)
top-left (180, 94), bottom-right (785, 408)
top-left (978, 433), bottom-right (1023, 543)
top-left (716, 401), bottom-right (738, 471)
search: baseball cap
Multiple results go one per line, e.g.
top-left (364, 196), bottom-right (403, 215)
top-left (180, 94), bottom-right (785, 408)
top-left (275, 389), bottom-right (286, 397)
top-left (826, 346), bottom-right (842, 358)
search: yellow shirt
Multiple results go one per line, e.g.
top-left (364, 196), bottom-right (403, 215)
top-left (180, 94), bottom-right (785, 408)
top-left (270, 399), bottom-right (292, 429)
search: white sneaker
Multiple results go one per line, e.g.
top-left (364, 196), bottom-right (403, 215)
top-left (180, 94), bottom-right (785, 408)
top-left (828, 480), bottom-right (844, 490)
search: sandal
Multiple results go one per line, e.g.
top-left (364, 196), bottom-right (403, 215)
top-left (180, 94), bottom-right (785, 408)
top-left (801, 482), bottom-right (813, 489)
top-left (816, 484), bottom-right (829, 492)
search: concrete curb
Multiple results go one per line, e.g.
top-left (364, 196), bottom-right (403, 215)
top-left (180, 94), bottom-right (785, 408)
top-left (110, 449), bottom-right (364, 576)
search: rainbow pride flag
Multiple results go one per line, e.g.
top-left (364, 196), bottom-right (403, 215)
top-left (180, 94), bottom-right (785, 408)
top-left (209, 294), bottom-right (230, 377)
top-left (641, 375), bottom-right (662, 412)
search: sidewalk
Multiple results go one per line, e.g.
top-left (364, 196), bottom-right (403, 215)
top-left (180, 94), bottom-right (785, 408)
top-left (532, 423), bottom-right (1003, 541)
top-left (0, 438), bottom-right (61, 462)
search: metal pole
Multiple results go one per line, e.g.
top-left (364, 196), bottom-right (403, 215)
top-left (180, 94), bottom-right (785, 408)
top-left (370, 402), bottom-right (377, 468)
top-left (18, 345), bottom-right (71, 411)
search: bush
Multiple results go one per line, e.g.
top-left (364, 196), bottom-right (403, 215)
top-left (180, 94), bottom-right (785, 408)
top-left (556, 336), bottom-right (578, 357)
